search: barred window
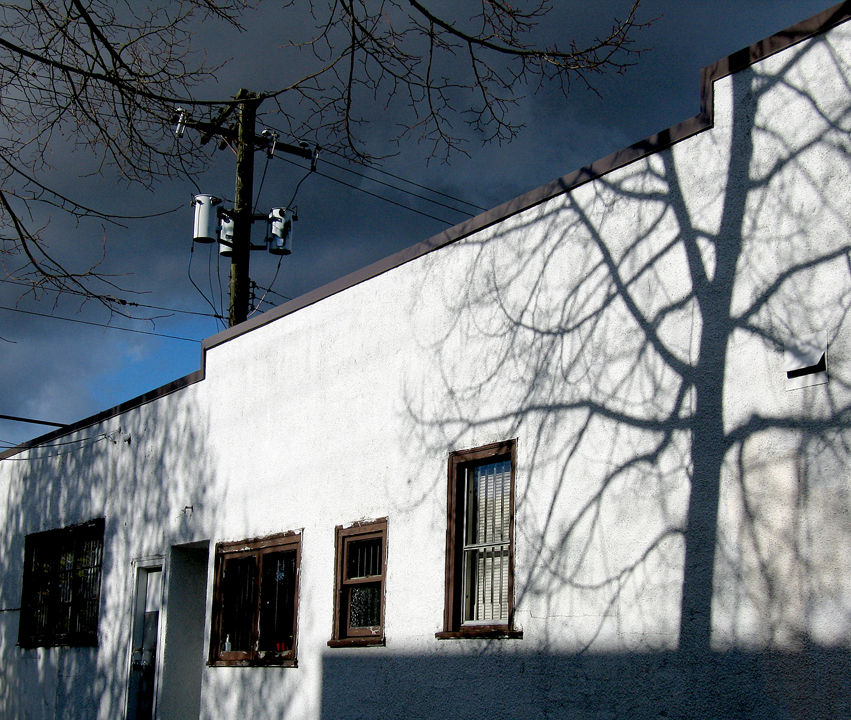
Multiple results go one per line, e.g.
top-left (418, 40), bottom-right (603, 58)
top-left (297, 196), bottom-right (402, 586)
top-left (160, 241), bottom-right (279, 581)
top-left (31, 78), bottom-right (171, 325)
top-left (463, 460), bottom-right (511, 623)
top-left (19, 518), bottom-right (105, 648)
top-left (328, 519), bottom-right (387, 647)
top-left (437, 441), bottom-right (521, 639)
top-left (209, 531), bottom-right (301, 667)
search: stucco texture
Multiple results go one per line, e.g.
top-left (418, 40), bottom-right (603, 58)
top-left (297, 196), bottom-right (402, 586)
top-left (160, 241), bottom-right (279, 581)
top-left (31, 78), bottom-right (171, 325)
top-left (3, 9), bottom-right (851, 720)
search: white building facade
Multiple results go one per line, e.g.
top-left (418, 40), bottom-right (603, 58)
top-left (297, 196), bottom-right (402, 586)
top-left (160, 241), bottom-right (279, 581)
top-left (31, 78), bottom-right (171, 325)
top-left (3, 3), bottom-right (851, 718)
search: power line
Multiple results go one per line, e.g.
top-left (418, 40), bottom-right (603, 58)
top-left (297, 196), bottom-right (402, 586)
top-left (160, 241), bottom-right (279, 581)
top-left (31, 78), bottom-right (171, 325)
top-left (323, 153), bottom-right (487, 215)
top-left (247, 257), bottom-right (283, 319)
top-left (187, 243), bottom-right (227, 330)
top-left (1, 431), bottom-right (120, 460)
top-left (276, 155), bottom-right (455, 224)
top-left (0, 277), bottom-right (221, 320)
top-left (261, 122), bottom-right (487, 214)
top-left (9, 429), bottom-right (119, 448)
top-left (0, 305), bottom-right (201, 343)
top-left (350, 160), bottom-right (488, 212)
top-left (252, 284), bottom-right (291, 303)
top-left (318, 156), bottom-right (472, 216)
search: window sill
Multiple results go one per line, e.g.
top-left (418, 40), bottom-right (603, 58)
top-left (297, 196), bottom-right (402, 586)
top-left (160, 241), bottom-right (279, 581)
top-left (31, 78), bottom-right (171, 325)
top-left (208, 657), bottom-right (297, 668)
top-left (435, 627), bottom-right (523, 640)
top-left (327, 636), bottom-right (385, 648)
top-left (18, 636), bottom-right (99, 649)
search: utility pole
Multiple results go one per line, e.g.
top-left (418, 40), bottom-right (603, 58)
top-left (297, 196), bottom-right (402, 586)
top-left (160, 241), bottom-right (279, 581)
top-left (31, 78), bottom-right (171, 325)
top-left (230, 89), bottom-right (259, 327)
top-left (179, 89), bottom-right (317, 327)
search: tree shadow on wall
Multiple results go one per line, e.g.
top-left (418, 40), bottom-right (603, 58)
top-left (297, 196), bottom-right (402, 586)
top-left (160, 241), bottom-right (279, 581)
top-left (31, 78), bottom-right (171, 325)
top-left (0, 384), bottom-right (219, 720)
top-left (386, 24), bottom-right (851, 720)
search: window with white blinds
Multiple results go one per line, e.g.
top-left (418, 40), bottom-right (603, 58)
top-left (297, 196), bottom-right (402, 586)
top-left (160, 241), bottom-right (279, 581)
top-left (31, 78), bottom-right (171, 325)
top-left (439, 440), bottom-right (520, 639)
top-left (463, 460), bottom-right (511, 623)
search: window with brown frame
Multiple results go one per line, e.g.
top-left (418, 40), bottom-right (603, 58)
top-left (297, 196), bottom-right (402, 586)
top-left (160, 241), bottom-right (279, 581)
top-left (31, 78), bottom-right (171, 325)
top-left (328, 518), bottom-right (387, 647)
top-left (208, 531), bottom-right (301, 667)
top-left (437, 440), bottom-right (522, 639)
top-left (19, 518), bottom-right (105, 648)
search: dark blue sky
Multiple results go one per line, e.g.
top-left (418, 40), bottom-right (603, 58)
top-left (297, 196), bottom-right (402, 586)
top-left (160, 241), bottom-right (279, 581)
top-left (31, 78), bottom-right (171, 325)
top-left (0, 0), bottom-right (835, 447)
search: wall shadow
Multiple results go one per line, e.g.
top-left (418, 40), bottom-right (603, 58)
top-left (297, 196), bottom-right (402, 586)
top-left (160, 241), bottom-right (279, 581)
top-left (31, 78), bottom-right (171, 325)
top-left (4, 11), bottom-right (851, 720)
top-left (321, 645), bottom-right (851, 719)
top-left (398, 20), bottom-right (851, 719)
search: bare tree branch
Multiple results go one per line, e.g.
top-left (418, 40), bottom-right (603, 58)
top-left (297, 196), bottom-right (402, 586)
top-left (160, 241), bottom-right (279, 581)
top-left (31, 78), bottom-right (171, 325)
top-left (0, 0), bottom-right (649, 305)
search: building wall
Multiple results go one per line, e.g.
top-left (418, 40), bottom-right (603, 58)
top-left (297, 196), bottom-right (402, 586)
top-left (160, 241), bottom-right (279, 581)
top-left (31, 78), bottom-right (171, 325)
top-left (3, 7), bottom-right (851, 719)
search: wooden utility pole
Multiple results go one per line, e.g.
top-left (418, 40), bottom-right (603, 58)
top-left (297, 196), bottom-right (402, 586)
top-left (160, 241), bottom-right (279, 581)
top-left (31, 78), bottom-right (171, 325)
top-left (179, 88), bottom-right (315, 327)
top-left (229, 89), bottom-right (260, 327)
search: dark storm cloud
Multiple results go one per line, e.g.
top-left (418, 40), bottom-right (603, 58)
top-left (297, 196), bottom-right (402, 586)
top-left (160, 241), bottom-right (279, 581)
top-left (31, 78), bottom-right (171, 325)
top-left (0, 0), bottom-right (834, 447)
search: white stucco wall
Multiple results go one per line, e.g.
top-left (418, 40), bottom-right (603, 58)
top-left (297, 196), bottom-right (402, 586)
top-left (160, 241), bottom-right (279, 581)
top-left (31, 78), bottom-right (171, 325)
top-left (3, 10), bottom-right (851, 720)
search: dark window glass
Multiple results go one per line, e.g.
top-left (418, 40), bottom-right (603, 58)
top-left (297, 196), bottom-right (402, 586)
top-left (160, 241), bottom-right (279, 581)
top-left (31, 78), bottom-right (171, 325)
top-left (347, 537), bottom-right (382, 579)
top-left (19, 519), bottom-right (105, 648)
top-left (258, 550), bottom-right (296, 653)
top-left (209, 533), bottom-right (301, 667)
top-left (75, 534), bottom-right (103, 635)
top-left (220, 555), bottom-right (256, 653)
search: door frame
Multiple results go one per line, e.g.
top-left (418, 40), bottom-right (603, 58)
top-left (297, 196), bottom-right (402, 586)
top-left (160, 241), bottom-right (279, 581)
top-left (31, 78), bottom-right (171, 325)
top-left (124, 555), bottom-right (165, 720)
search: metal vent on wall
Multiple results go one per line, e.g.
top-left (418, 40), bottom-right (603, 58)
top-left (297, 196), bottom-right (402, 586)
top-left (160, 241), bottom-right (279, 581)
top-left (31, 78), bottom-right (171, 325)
top-left (785, 331), bottom-right (828, 390)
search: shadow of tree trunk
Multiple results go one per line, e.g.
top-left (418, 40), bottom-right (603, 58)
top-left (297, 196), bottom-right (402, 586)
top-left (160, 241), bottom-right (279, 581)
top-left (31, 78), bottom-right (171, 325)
top-left (678, 70), bottom-right (755, 661)
top-left (402, 24), bottom-right (851, 717)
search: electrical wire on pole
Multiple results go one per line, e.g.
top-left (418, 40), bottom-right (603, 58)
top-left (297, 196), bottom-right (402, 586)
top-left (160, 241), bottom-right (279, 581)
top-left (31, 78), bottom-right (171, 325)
top-left (178, 90), bottom-right (317, 327)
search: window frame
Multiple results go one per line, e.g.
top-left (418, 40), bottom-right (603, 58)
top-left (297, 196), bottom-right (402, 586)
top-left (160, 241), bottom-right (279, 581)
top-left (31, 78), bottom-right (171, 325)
top-left (18, 517), bottom-right (105, 649)
top-left (328, 518), bottom-right (387, 648)
top-left (208, 530), bottom-right (301, 668)
top-left (436, 440), bottom-right (522, 640)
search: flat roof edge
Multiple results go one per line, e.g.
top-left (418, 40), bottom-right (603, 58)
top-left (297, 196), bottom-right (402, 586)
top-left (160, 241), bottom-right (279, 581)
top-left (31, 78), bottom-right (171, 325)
top-left (203, 112), bottom-right (711, 352)
top-left (204, 1), bottom-right (851, 351)
top-left (0, 369), bottom-right (204, 460)
top-left (8, 1), bottom-right (850, 456)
